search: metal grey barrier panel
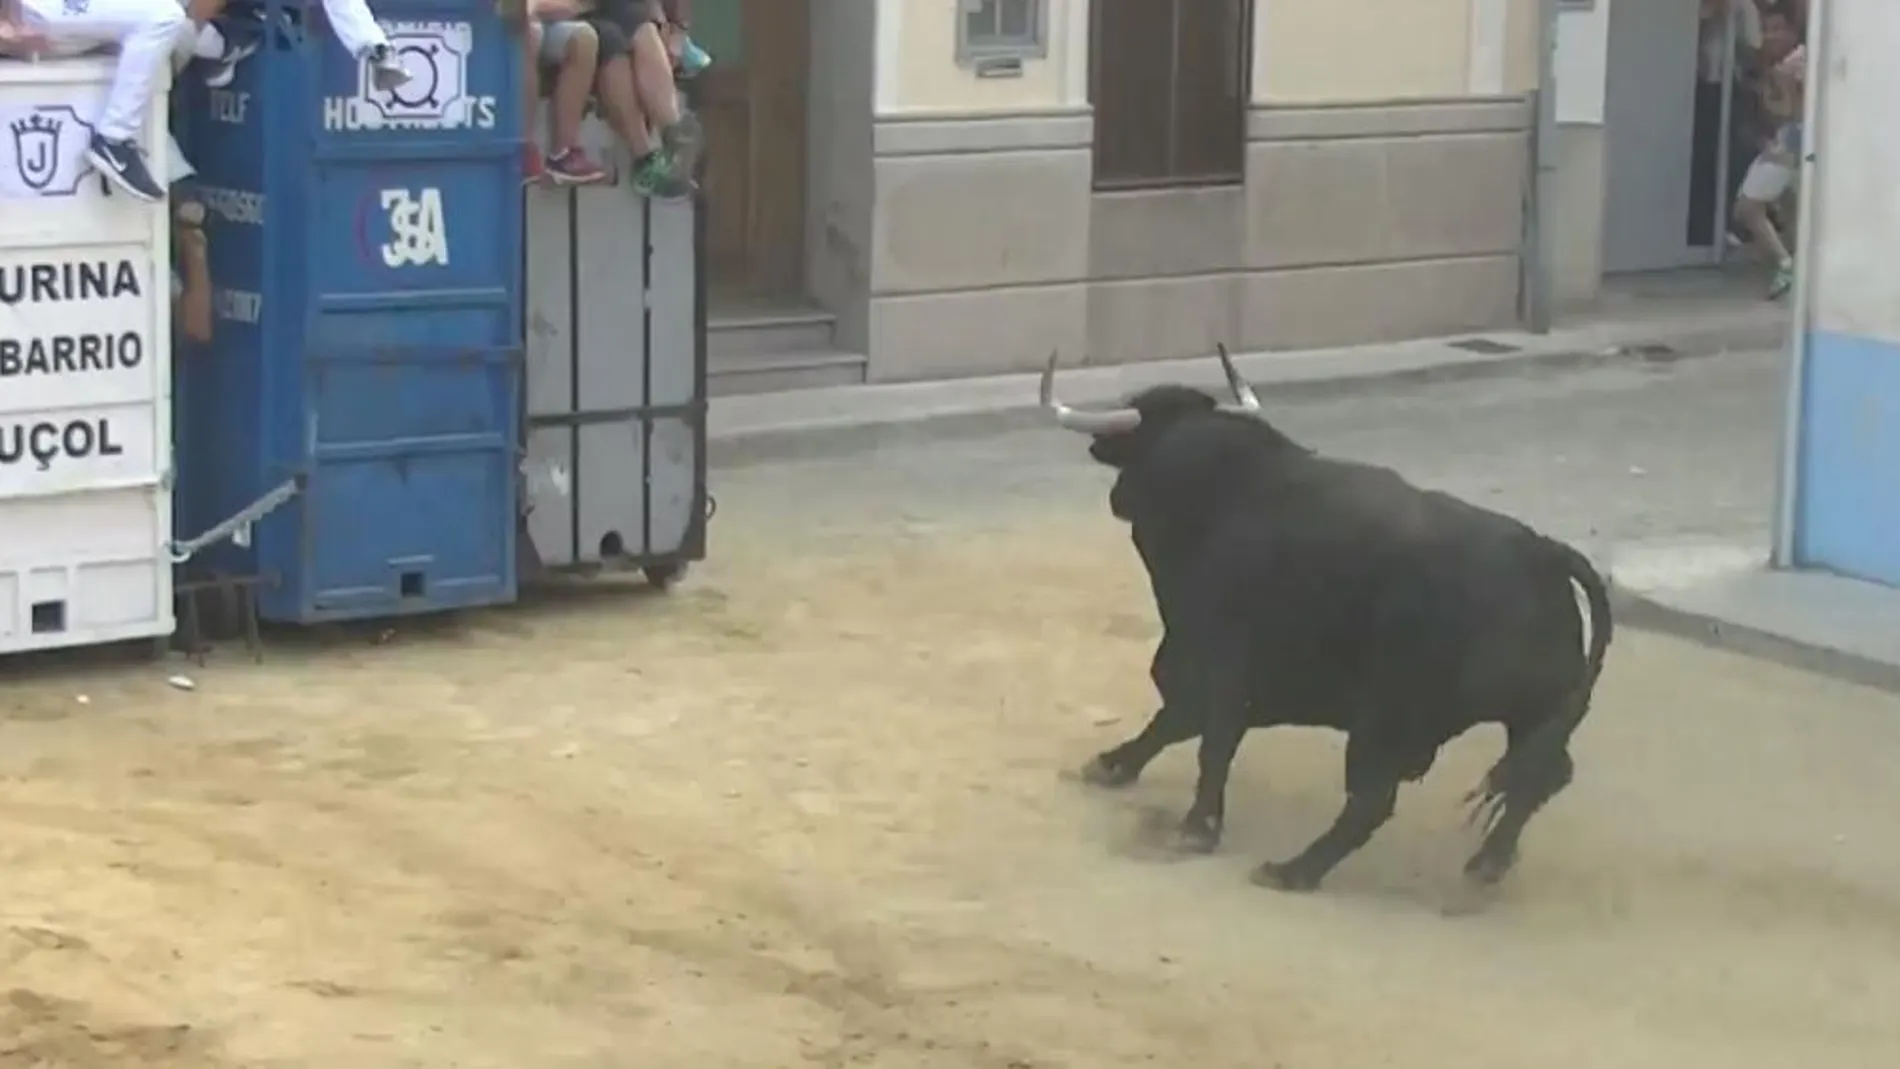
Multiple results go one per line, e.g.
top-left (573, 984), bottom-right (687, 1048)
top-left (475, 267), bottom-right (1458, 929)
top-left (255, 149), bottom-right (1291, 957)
top-left (521, 162), bottom-right (705, 572)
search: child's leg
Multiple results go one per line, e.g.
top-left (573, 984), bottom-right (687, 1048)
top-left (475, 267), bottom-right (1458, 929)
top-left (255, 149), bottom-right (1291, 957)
top-left (540, 21), bottom-right (606, 184)
top-left (521, 19), bottom-right (544, 145)
top-left (628, 20), bottom-right (679, 127)
top-left (544, 22), bottom-right (597, 157)
top-left (628, 19), bottom-right (697, 172)
top-left (594, 50), bottom-right (689, 198)
top-left (519, 19), bottom-right (554, 183)
top-left (1735, 151), bottom-right (1796, 297)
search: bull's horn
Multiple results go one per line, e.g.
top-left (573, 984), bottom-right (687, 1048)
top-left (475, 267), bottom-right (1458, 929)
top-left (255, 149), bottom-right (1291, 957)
top-left (1215, 343), bottom-right (1261, 411)
top-left (1040, 350), bottom-right (1142, 434)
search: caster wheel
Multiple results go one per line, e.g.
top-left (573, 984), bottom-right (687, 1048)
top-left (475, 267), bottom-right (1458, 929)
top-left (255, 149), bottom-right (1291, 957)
top-left (644, 563), bottom-right (688, 590)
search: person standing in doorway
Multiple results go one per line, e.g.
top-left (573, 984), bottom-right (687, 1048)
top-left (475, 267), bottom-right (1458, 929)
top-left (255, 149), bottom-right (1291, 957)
top-left (1690, 0), bottom-right (1761, 247)
top-left (1732, 4), bottom-right (1805, 299)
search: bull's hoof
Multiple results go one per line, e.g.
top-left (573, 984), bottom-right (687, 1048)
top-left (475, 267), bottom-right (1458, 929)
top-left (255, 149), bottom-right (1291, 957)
top-left (1462, 846), bottom-right (1516, 887)
top-left (1441, 876), bottom-right (1503, 917)
top-left (1170, 814), bottom-right (1222, 855)
top-left (1248, 860), bottom-right (1322, 893)
top-left (1077, 754), bottom-right (1139, 789)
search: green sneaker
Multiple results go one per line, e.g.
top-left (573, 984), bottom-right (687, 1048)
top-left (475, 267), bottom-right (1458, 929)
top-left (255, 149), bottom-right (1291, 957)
top-left (1767, 259), bottom-right (1794, 300)
top-left (661, 112), bottom-right (704, 179)
top-left (628, 150), bottom-right (693, 200)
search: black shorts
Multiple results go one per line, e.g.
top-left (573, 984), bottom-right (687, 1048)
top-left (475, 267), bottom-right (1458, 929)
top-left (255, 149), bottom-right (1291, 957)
top-left (577, 11), bottom-right (631, 56)
top-left (590, 0), bottom-right (669, 49)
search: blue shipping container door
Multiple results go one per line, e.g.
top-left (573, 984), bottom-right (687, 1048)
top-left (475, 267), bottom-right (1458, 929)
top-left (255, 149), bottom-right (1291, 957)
top-left (176, 0), bottom-right (522, 623)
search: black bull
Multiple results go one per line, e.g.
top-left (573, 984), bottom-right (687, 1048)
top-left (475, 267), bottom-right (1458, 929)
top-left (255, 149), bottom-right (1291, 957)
top-left (1042, 348), bottom-right (1613, 892)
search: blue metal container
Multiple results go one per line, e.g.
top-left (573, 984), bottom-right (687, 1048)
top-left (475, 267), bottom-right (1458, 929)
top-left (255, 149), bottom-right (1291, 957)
top-left (175, 0), bottom-right (522, 623)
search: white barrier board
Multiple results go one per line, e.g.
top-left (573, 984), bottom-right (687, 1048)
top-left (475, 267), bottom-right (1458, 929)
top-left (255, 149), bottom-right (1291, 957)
top-left (0, 58), bottom-right (174, 652)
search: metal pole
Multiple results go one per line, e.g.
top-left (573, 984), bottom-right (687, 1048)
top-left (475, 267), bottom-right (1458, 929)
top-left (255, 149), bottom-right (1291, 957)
top-left (1525, 0), bottom-right (1561, 333)
top-left (1772, 0), bottom-right (1826, 568)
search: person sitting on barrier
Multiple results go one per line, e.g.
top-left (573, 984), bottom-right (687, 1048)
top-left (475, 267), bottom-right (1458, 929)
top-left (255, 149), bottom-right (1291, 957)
top-left (182, 0), bottom-right (410, 92)
top-left (517, 0), bottom-right (607, 185)
top-left (578, 0), bottom-right (695, 198)
top-left (0, 0), bottom-right (187, 202)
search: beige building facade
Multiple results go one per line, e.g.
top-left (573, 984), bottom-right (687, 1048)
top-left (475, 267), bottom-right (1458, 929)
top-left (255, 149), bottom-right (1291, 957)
top-left (709, 0), bottom-right (1552, 392)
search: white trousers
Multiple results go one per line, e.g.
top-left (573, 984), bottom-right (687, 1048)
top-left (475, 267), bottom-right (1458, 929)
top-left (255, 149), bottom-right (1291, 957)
top-left (322, 0), bottom-right (387, 58)
top-left (19, 0), bottom-right (186, 141)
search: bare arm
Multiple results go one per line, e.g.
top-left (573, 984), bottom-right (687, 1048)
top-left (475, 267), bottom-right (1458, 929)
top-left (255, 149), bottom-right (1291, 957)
top-left (176, 229), bottom-right (214, 345)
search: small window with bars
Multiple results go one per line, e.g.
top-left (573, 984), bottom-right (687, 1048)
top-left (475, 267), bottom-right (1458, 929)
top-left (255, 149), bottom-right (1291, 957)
top-left (958, 0), bottom-right (1047, 62)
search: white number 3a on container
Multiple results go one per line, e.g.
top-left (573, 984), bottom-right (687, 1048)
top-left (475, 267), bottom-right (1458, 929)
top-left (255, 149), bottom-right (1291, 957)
top-left (380, 187), bottom-right (449, 268)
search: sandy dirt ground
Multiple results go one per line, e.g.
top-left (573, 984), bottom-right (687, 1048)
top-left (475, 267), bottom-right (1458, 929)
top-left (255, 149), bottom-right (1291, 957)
top-left (4, 506), bottom-right (1900, 1067)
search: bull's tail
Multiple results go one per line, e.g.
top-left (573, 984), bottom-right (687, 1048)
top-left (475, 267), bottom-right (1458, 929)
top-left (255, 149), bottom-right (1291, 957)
top-left (1465, 541), bottom-right (1613, 833)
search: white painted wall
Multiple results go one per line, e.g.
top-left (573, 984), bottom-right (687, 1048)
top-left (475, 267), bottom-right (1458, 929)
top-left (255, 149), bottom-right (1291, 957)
top-left (1808, 0), bottom-right (1900, 344)
top-left (1254, 0), bottom-right (1473, 102)
top-left (878, 0), bottom-right (1083, 114)
top-left (1467, 0), bottom-right (1509, 94)
top-left (1555, 0), bottom-right (1609, 124)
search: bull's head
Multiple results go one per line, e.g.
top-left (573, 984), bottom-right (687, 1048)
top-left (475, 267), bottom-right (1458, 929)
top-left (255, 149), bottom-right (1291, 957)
top-left (1039, 345), bottom-right (1262, 468)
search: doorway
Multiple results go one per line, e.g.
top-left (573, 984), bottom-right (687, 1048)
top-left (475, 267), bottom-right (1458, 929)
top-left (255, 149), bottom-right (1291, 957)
top-left (1602, 0), bottom-right (1747, 273)
top-left (692, 0), bottom-right (810, 302)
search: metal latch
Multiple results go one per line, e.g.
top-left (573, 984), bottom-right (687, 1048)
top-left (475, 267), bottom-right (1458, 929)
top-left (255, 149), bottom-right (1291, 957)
top-left (168, 476), bottom-right (303, 564)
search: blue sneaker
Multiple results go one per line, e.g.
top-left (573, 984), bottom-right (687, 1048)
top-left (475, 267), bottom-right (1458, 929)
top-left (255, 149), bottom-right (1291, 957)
top-left (202, 19), bottom-right (263, 89)
top-left (86, 134), bottom-right (164, 202)
top-left (660, 110), bottom-right (702, 177)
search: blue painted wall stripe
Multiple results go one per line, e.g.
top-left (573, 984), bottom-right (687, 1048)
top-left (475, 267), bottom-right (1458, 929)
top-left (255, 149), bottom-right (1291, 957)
top-left (1794, 329), bottom-right (1900, 584)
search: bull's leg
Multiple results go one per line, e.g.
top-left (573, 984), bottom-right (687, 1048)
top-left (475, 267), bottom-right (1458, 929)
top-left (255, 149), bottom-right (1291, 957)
top-left (1173, 641), bottom-right (1250, 853)
top-left (1081, 703), bottom-right (1199, 788)
top-left (1081, 632), bottom-right (1198, 788)
top-left (1250, 735), bottom-right (1402, 892)
top-left (1463, 729), bottom-right (1574, 885)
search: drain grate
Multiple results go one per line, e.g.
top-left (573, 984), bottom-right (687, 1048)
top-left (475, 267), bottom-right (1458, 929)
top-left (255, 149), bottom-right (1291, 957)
top-left (1447, 337), bottom-right (1521, 355)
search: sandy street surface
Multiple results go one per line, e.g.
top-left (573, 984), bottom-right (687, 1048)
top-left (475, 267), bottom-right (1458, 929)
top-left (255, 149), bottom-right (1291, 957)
top-left (3, 351), bottom-right (1899, 1067)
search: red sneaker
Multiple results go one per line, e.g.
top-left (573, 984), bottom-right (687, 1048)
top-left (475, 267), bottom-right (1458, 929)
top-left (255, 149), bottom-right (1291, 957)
top-left (546, 146), bottom-right (609, 185)
top-left (522, 143), bottom-right (547, 185)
